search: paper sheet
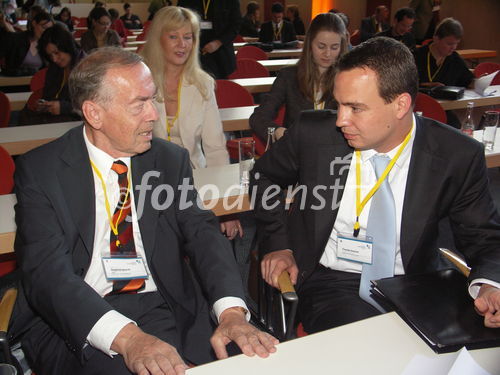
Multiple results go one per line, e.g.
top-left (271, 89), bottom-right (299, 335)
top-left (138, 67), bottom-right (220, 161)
top-left (474, 71), bottom-right (499, 96)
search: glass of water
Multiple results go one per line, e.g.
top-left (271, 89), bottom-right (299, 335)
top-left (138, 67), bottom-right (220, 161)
top-left (238, 139), bottom-right (255, 188)
top-left (482, 111), bottom-right (499, 151)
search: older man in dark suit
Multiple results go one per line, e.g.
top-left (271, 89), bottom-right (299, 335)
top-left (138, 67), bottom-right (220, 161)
top-left (13, 47), bottom-right (277, 375)
top-left (251, 37), bottom-right (500, 334)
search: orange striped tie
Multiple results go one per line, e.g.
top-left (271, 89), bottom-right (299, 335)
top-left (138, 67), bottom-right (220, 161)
top-left (108, 161), bottom-right (145, 295)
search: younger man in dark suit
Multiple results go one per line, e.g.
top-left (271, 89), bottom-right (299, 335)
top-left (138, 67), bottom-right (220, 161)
top-left (375, 7), bottom-right (416, 51)
top-left (360, 5), bottom-right (389, 42)
top-left (251, 37), bottom-right (500, 334)
top-left (259, 2), bottom-right (296, 44)
top-left (13, 47), bottom-right (277, 375)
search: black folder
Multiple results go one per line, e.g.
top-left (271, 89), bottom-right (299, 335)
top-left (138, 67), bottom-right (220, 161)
top-left (371, 269), bottom-right (500, 353)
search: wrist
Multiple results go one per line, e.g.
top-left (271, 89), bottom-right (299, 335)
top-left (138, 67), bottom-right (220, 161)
top-left (219, 306), bottom-right (248, 323)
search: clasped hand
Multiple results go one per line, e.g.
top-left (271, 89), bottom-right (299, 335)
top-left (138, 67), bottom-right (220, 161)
top-left (474, 284), bottom-right (500, 328)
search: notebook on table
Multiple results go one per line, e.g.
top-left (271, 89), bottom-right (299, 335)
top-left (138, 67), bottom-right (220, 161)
top-left (371, 269), bottom-right (500, 353)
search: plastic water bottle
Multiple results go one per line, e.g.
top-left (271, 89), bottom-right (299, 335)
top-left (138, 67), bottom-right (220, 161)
top-left (265, 127), bottom-right (276, 152)
top-left (461, 102), bottom-right (475, 137)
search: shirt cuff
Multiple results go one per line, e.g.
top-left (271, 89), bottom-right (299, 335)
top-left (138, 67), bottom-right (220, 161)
top-left (86, 310), bottom-right (136, 357)
top-left (213, 297), bottom-right (250, 323)
top-left (468, 278), bottom-right (500, 299)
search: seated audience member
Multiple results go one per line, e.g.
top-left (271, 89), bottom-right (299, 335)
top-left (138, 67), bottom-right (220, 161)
top-left (0, 9), bottom-right (16, 33)
top-left (375, 7), bottom-right (416, 51)
top-left (409, 0), bottom-right (442, 44)
top-left (259, 2), bottom-right (296, 44)
top-left (18, 24), bottom-right (83, 125)
top-left (81, 7), bottom-right (121, 53)
top-left (108, 8), bottom-right (127, 43)
top-left (86, 1), bottom-right (106, 29)
top-left (148, 0), bottom-right (171, 21)
top-left (0, 10), bottom-right (53, 76)
top-left (414, 17), bottom-right (474, 128)
top-left (251, 37), bottom-right (500, 335)
top-left (360, 5), bottom-right (389, 42)
top-left (251, 12), bottom-right (347, 142)
top-left (120, 3), bottom-right (143, 30)
top-left (142, 6), bottom-right (243, 240)
top-left (54, 6), bottom-right (74, 32)
top-left (240, 1), bottom-right (260, 38)
top-left (12, 47), bottom-right (278, 374)
top-left (285, 4), bottom-right (305, 36)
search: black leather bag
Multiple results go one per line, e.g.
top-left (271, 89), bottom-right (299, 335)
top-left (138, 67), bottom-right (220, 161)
top-left (419, 86), bottom-right (465, 100)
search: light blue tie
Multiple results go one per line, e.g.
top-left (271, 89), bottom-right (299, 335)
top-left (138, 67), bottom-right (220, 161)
top-left (359, 154), bottom-right (397, 312)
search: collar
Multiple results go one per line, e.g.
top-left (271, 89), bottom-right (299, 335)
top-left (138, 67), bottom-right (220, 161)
top-left (83, 126), bottom-right (131, 177)
top-left (359, 114), bottom-right (416, 169)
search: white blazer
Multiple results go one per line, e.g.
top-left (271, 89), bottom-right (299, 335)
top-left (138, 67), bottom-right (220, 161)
top-left (152, 78), bottom-right (229, 169)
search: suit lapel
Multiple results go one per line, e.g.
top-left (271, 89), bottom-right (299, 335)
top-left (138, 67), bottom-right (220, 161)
top-left (57, 126), bottom-right (95, 256)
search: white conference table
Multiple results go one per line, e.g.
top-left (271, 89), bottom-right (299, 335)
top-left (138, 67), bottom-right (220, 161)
top-left (6, 91), bottom-right (31, 111)
top-left (0, 163), bottom-right (249, 255)
top-left (258, 59), bottom-right (298, 72)
top-left (188, 312), bottom-right (500, 375)
top-left (0, 75), bottom-right (31, 87)
top-left (0, 106), bottom-right (255, 156)
top-left (229, 77), bottom-right (275, 94)
top-left (438, 85), bottom-right (500, 111)
top-left (474, 128), bottom-right (500, 168)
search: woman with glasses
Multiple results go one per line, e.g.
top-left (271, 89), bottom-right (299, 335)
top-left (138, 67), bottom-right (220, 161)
top-left (0, 10), bottom-right (53, 76)
top-left (80, 7), bottom-right (120, 53)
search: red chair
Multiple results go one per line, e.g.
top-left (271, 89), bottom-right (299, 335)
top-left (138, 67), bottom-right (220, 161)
top-left (26, 89), bottom-right (43, 111)
top-left (0, 145), bottom-right (15, 195)
top-left (228, 58), bottom-right (269, 79)
top-left (136, 44), bottom-right (145, 54)
top-left (73, 29), bottom-right (86, 39)
top-left (473, 62), bottom-right (500, 78)
top-left (30, 68), bottom-right (47, 92)
top-left (236, 45), bottom-right (268, 61)
top-left (233, 34), bottom-right (245, 43)
top-left (142, 20), bottom-right (151, 33)
top-left (350, 29), bottom-right (360, 46)
top-left (0, 92), bottom-right (11, 127)
top-left (414, 92), bottom-right (447, 124)
top-left (136, 31), bottom-right (147, 41)
top-left (77, 17), bottom-right (87, 27)
top-left (421, 38), bottom-right (433, 46)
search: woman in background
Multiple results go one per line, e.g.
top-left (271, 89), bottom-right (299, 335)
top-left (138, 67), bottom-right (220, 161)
top-left (55, 7), bottom-right (74, 32)
top-left (250, 12), bottom-right (347, 142)
top-left (19, 24), bottom-right (83, 124)
top-left (142, 6), bottom-right (242, 239)
top-left (80, 7), bottom-right (120, 53)
top-left (286, 4), bottom-right (305, 35)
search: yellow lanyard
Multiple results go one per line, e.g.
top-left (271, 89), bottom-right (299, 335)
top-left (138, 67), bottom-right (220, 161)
top-left (426, 49), bottom-right (444, 83)
top-left (55, 68), bottom-right (68, 99)
top-left (166, 77), bottom-right (182, 141)
top-left (273, 23), bottom-right (283, 40)
top-left (353, 127), bottom-right (413, 237)
top-left (314, 101), bottom-right (325, 110)
top-left (202, 0), bottom-right (211, 19)
top-left (90, 160), bottom-right (131, 242)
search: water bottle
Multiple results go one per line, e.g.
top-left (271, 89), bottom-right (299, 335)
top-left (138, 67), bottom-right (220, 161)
top-left (461, 102), bottom-right (475, 137)
top-left (265, 127), bottom-right (276, 152)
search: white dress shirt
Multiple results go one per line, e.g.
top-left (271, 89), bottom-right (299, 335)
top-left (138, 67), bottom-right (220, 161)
top-left (82, 128), bottom-right (247, 356)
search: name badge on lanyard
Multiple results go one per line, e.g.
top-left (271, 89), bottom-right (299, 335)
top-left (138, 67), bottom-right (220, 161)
top-left (337, 232), bottom-right (373, 264)
top-left (102, 257), bottom-right (149, 280)
top-left (200, 21), bottom-right (213, 30)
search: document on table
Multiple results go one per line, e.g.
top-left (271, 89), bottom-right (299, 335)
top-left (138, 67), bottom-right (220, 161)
top-left (474, 71), bottom-right (499, 96)
top-left (402, 347), bottom-right (491, 375)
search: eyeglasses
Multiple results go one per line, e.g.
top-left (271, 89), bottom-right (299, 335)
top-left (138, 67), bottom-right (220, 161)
top-left (39, 21), bottom-right (53, 29)
top-left (97, 20), bottom-right (111, 26)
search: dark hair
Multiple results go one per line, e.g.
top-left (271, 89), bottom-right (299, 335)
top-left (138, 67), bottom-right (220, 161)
top-left (375, 5), bottom-right (388, 15)
top-left (286, 5), bottom-right (299, 18)
top-left (297, 12), bottom-right (347, 103)
top-left (124, 2), bottom-right (131, 10)
top-left (336, 12), bottom-right (349, 28)
top-left (93, 1), bottom-right (104, 8)
top-left (434, 17), bottom-right (463, 39)
top-left (337, 37), bottom-right (418, 104)
top-left (394, 7), bottom-right (416, 22)
top-left (38, 23), bottom-right (80, 65)
top-left (271, 2), bottom-right (284, 13)
top-left (108, 8), bottom-right (119, 20)
top-left (246, 1), bottom-right (259, 16)
top-left (58, 7), bottom-right (71, 18)
top-left (70, 47), bottom-right (143, 116)
top-left (88, 7), bottom-right (111, 24)
top-left (28, 10), bottom-right (53, 36)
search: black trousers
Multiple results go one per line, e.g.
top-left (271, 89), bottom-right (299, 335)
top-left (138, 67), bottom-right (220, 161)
top-left (27, 292), bottom-right (180, 375)
top-left (297, 266), bottom-right (382, 334)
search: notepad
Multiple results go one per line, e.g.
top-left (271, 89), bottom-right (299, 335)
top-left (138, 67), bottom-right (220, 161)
top-left (474, 71), bottom-right (499, 96)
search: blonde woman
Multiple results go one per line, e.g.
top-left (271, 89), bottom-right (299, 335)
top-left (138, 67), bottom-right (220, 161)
top-left (142, 6), bottom-right (242, 239)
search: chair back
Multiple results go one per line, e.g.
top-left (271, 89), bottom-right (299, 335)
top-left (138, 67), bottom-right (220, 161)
top-left (233, 34), bottom-right (245, 43)
top-left (414, 92), bottom-right (447, 124)
top-left (77, 17), bottom-right (87, 27)
top-left (474, 62), bottom-right (500, 85)
top-left (236, 45), bottom-right (268, 61)
top-left (350, 29), bottom-right (360, 46)
top-left (0, 92), bottom-right (11, 127)
top-left (215, 80), bottom-right (254, 108)
top-left (26, 89), bottom-right (44, 111)
top-left (0, 145), bottom-right (15, 195)
top-left (30, 67), bottom-right (47, 92)
top-left (228, 58), bottom-right (269, 79)
top-left (421, 38), bottom-right (433, 46)
top-left (136, 31), bottom-right (147, 41)
top-left (73, 28), bottom-right (86, 39)
top-left (136, 44), bottom-right (145, 54)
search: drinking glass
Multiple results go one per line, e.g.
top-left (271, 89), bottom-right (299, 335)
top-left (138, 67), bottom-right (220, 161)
top-left (238, 139), bottom-right (255, 188)
top-left (482, 111), bottom-right (499, 151)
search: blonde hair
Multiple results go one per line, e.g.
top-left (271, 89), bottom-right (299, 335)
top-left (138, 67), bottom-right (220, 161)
top-left (141, 6), bottom-right (212, 102)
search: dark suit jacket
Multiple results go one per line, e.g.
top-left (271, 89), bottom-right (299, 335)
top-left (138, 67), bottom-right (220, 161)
top-left (13, 126), bottom-right (245, 366)
top-left (259, 20), bottom-right (296, 44)
top-left (249, 66), bottom-right (337, 142)
top-left (251, 110), bottom-right (500, 287)
top-left (360, 16), bottom-right (390, 42)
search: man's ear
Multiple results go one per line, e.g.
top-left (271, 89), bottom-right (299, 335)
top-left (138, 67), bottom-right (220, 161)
top-left (82, 100), bottom-right (103, 130)
top-left (394, 92), bottom-right (413, 120)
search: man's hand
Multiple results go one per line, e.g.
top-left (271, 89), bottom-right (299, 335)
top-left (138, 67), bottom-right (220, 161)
top-left (220, 219), bottom-right (243, 240)
top-left (474, 284), bottom-right (500, 328)
top-left (111, 323), bottom-right (188, 375)
top-left (211, 307), bottom-right (279, 359)
top-left (261, 250), bottom-right (298, 289)
top-left (44, 100), bottom-right (61, 115)
top-left (274, 127), bottom-right (286, 140)
top-left (201, 40), bottom-right (222, 55)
